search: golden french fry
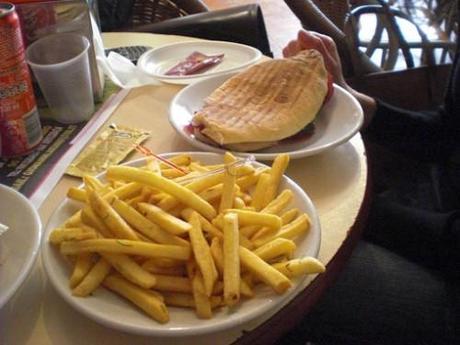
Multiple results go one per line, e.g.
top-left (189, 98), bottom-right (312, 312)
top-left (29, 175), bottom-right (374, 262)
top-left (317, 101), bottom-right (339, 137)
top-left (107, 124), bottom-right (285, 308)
top-left (60, 239), bottom-right (191, 261)
top-left (158, 170), bottom-right (225, 211)
top-left (72, 257), bottom-right (111, 297)
top-left (261, 189), bottom-right (294, 215)
top-left (141, 259), bottom-right (186, 276)
top-left (239, 246), bottom-right (292, 294)
top-left (172, 171), bottom-right (201, 184)
top-left (162, 292), bottom-right (223, 309)
top-left (159, 164), bottom-right (253, 211)
top-left (219, 152), bottom-right (237, 213)
top-left (106, 182), bottom-right (144, 201)
top-left (198, 183), bottom-right (241, 204)
top-left (223, 213), bottom-right (240, 306)
top-left (198, 184), bottom-right (224, 203)
top-left (49, 226), bottom-right (98, 245)
top-left (83, 174), bottom-right (105, 191)
top-left (210, 240), bottom-right (251, 299)
top-left (153, 274), bottom-right (192, 293)
top-left (188, 162), bottom-right (210, 172)
top-left (188, 212), bottom-right (218, 297)
top-left (69, 253), bottom-right (93, 288)
top-left (210, 237), bottom-right (224, 276)
top-left (101, 253), bottom-right (156, 289)
top-left (233, 197), bottom-right (245, 209)
top-left (149, 257), bottom-right (184, 268)
top-left (158, 154), bottom-right (191, 169)
top-left (263, 154), bottom-right (289, 207)
top-left (63, 210), bottom-right (83, 228)
top-left (181, 208), bottom-right (222, 239)
top-left (239, 232), bottom-right (254, 250)
top-left (236, 167), bottom-right (269, 191)
top-left (252, 238), bottom-right (296, 262)
top-left (160, 168), bottom-right (187, 179)
top-left (250, 226), bottom-right (276, 242)
top-left (87, 190), bottom-right (139, 240)
top-left (80, 207), bottom-right (112, 238)
top-left (103, 275), bottom-right (169, 324)
top-left (240, 225), bottom-right (260, 238)
top-left (162, 292), bottom-right (195, 308)
top-left (137, 202), bottom-right (191, 236)
top-left (240, 276), bottom-right (254, 298)
top-left (113, 199), bottom-right (189, 247)
top-left (223, 209), bottom-right (282, 230)
top-left (144, 157), bottom-right (162, 174)
top-left (107, 166), bottom-right (216, 220)
top-left (67, 187), bottom-right (86, 202)
top-left (250, 173), bottom-right (272, 211)
top-left (280, 208), bottom-right (299, 225)
top-left (191, 271), bottom-right (212, 319)
top-left (253, 213), bottom-right (310, 247)
top-left (127, 194), bottom-right (148, 206)
top-left (272, 257), bottom-right (326, 278)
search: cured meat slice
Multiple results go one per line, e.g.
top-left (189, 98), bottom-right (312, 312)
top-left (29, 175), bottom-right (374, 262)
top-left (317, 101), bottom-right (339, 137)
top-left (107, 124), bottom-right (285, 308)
top-left (165, 51), bottom-right (224, 76)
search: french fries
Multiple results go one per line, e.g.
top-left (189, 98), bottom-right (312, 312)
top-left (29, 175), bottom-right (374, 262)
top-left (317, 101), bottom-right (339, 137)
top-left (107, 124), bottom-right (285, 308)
top-left (49, 152), bottom-right (324, 324)
top-left (223, 213), bottom-right (240, 306)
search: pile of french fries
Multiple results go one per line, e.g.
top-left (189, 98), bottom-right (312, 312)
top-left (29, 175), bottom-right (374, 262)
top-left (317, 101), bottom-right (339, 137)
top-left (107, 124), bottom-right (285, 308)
top-left (49, 152), bottom-right (325, 324)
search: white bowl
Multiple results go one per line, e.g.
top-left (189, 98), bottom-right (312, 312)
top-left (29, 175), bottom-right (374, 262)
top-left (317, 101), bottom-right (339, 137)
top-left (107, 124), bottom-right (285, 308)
top-left (42, 152), bottom-right (321, 336)
top-left (0, 184), bottom-right (42, 309)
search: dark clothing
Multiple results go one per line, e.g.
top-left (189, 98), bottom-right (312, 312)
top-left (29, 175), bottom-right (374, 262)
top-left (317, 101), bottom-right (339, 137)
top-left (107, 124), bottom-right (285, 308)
top-left (362, 29), bottom-right (460, 276)
top-left (278, 10), bottom-right (460, 345)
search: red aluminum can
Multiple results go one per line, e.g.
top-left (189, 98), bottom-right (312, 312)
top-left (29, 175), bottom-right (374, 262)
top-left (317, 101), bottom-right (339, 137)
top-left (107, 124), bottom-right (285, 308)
top-left (0, 2), bottom-right (42, 157)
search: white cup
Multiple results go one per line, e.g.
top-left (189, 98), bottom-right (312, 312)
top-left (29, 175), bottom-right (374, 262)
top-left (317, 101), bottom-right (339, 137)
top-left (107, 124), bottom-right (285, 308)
top-left (26, 33), bottom-right (94, 124)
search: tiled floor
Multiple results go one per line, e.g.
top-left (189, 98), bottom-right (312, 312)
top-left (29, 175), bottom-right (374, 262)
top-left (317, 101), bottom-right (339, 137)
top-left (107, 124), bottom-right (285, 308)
top-left (203, 0), bottom-right (302, 58)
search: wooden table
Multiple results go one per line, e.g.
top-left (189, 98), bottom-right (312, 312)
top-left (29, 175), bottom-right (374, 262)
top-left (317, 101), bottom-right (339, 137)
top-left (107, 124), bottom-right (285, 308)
top-left (1, 33), bottom-right (370, 345)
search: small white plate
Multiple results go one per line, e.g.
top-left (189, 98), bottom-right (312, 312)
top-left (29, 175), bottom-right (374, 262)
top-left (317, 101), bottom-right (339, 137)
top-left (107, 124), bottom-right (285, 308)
top-left (0, 185), bottom-right (42, 309)
top-left (41, 152), bottom-right (321, 336)
top-left (169, 73), bottom-right (364, 160)
top-left (137, 41), bottom-right (262, 84)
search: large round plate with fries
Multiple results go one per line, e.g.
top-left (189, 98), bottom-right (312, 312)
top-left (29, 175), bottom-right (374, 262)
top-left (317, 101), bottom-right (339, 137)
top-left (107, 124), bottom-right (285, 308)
top-left (42, 152), bottom-right (322, 336)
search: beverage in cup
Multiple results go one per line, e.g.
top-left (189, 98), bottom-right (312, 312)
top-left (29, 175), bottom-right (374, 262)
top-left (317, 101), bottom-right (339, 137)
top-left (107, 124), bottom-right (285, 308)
top-left (25, 32), bottom-right (94, 124)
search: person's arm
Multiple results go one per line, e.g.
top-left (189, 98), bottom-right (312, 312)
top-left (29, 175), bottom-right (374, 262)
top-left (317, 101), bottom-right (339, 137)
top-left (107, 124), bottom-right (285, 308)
top-left (283, 30), bottom-right (452, 161)
top-left (283, 30), bottom-right (378, 128)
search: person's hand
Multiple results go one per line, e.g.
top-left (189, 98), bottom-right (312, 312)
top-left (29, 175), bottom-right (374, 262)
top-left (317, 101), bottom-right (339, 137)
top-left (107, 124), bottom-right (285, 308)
top-left (283, 30), bottom-right (347, 89)
top-left (283, 30), bottom-right (377, 128)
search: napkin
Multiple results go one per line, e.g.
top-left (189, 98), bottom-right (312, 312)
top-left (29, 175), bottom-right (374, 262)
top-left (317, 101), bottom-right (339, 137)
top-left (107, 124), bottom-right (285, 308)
top-left (0, 222), bottom-right (9, 237)
top-left (97, 52), bottom-right (161, 89)
top-left (90, 14), bottom-right (160, 89)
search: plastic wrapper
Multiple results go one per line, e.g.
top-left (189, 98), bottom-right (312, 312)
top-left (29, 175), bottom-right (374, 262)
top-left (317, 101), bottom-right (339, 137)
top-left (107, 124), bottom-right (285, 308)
top-left (66, 124), bottom-right (150, 178)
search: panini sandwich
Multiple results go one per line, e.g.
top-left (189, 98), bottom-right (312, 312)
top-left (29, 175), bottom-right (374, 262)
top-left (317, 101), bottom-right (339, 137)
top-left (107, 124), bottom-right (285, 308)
top-left (192, 49), bottom-right (330, 151)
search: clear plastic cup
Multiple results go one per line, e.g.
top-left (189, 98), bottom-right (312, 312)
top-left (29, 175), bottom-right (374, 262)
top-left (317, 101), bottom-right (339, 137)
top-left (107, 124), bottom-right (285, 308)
top-left (26, 33), bottom-right (94, 124)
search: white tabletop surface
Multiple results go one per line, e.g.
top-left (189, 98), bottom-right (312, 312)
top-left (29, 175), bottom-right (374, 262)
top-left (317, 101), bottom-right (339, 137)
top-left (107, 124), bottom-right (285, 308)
top-left (0, 33), bottom-right (368, 345)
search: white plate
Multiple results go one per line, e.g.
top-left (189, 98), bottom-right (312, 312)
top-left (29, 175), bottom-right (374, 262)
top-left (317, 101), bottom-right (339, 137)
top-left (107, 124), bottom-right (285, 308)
top-left (41, 152), bottom-right (321, 336)
top-left (169, 73), bottom-right (364, 160)
top-left (137, 41), bottom-right (262, 84)
top-left (0, 184), bottom-right (42, 309)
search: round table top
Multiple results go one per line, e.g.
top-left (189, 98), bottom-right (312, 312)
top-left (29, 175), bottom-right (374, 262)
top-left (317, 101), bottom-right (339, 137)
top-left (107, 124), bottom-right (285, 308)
top-left (1, 32), bottom-right (369, 345)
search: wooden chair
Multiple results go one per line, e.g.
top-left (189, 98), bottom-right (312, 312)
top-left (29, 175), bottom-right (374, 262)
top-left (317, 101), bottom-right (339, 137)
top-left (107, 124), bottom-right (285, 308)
top-left (284, 0), bottom-right (455, 110)
top-left (284, 0), bottom-right (382, 78)
top-left (98, 0), bottom-right (209, 32)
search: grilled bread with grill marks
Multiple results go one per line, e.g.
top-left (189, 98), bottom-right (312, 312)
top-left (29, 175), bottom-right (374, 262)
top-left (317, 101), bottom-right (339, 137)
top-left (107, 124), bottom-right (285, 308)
top-left (192, 49), bottom-right (328, 151)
